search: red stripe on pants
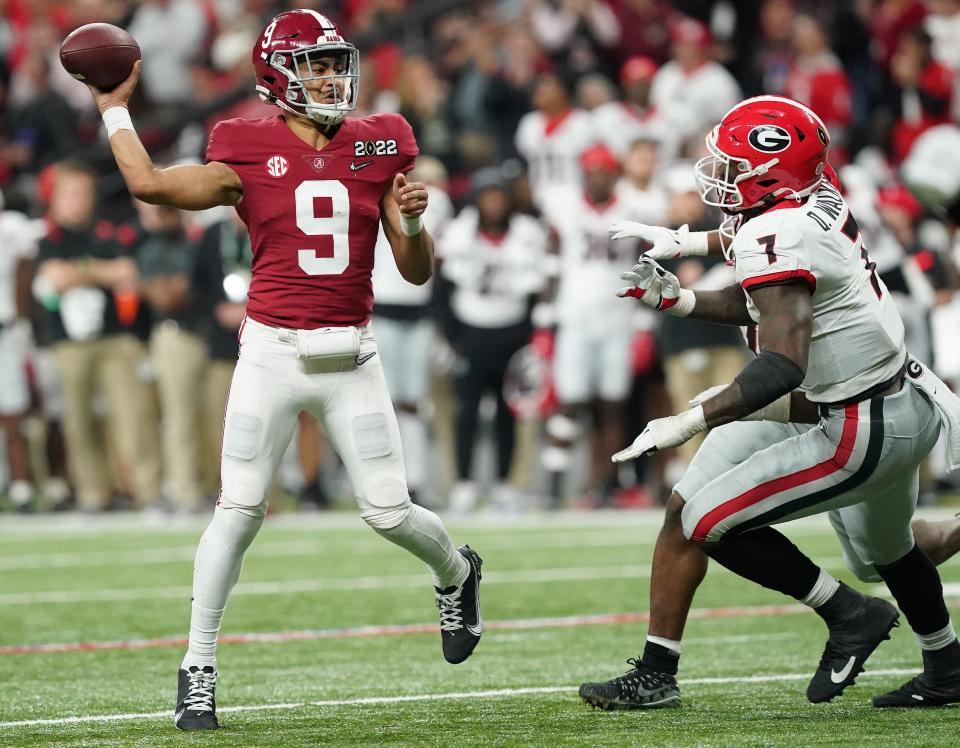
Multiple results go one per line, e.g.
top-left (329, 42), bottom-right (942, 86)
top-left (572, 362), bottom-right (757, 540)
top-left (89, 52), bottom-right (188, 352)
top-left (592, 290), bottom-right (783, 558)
top-left (691, 404), bottom-right (860, 541)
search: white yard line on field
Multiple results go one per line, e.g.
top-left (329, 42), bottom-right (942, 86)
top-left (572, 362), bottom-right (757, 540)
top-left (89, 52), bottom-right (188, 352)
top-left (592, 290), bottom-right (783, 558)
top-left (0, 532), bottom-right (654, 570)
top-left (0, 565), bottom-right (656, 605)
top-left (0, 558), bottom-right (851, 605)
top-left (0, 668), bottom-right (922, 729)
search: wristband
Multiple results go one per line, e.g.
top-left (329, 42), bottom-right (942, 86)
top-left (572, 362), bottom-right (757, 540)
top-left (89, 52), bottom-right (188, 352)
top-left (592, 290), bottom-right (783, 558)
top-left (665, 288), bottom-right (696, 317)
top-left (681, 404), bottom-right (708, 435)
top-left (400, 214), bottom-right (423, 236)
top-left (684, 230), bottom-right (710, 256)
top-left (102, 106), bottom-right (134, 138)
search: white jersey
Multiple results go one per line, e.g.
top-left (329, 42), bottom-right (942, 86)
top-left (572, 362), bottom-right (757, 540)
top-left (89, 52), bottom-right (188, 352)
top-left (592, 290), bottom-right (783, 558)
top-left (372, 186), bottom-right (454, 307)
top-left (545, 188), bottom-right (642, 327)
top-left (514, 108), bottom-right (596, 207)
top-left (648, 61), bottom-right (741, 159)
top-left (591, 101), bottom-right (672, 160)
top-left (439, 208), bottom-right (547, 329)
top-left (615, 179), bottom-right (669, 226)
top-left (732, 181), bottom-right (905, 403)
top-left (0, 211), bottom-right (43, 324)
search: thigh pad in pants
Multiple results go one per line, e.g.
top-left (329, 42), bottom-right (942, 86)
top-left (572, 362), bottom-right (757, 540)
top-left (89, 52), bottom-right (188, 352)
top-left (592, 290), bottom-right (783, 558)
top-left (219, 353), bottom-right (299, 515)
top-left (319, 346), bottom-right (411, 521)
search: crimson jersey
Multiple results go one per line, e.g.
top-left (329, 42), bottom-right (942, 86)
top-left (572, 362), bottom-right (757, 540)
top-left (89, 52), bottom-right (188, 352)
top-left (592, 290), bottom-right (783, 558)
top-left (206, 112), bottom-right (417, 328)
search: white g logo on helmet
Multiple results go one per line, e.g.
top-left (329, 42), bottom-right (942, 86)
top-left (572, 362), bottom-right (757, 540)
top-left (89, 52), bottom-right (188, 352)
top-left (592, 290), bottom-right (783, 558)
top-left (748, 125), bottom-right (792, 153)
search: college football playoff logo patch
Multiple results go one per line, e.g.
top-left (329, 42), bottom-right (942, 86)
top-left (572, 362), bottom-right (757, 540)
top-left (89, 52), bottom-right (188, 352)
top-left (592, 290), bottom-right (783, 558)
top-left (266, 155), bottom-right (289, 178)
top-left (747, 125), bottom-right (792, 153)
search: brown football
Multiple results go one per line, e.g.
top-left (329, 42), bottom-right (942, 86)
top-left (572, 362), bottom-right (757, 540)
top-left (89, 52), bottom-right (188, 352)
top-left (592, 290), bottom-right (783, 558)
top-left (59, 23), bottom-right (140, 91)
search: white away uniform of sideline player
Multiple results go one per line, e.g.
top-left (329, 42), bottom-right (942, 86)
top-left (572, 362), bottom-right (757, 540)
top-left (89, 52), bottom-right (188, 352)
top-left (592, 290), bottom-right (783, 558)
top-left (0, 211), bottom-right (42, 416)
top-left (546, 188), bottom-right (641, 404)
top-left (515, 108), bottom-right (595, 208)
top-left (676, 180), bottom-right (941, 579)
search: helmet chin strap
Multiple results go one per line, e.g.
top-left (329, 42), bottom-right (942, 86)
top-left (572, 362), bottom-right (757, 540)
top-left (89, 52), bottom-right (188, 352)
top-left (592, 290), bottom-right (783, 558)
top-left (736, 156), bottom-right (779, 183)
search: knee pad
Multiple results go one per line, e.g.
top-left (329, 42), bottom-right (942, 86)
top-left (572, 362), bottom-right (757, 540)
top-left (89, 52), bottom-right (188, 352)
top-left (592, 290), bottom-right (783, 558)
top-left (359, 476), bottom-right (411, 530)
top-left (215, 492), bottom-right (268, 520)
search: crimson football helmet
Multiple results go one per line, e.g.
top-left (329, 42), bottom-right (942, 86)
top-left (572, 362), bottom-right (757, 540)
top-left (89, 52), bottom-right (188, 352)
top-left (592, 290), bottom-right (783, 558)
top-left (694, 95), bottom-right (830, 215)
top-left (253, 10), bottom-right (359, 126)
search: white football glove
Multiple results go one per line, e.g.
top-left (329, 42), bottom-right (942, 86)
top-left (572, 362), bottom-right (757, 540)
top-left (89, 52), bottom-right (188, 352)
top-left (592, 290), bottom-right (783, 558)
top-left (617, 257), bottom-right (693, 315)
top-left (688, 385), bottom-right (792, 423)
top-left (612, 406), bottom-right (708, 462)
top-left (608, 222), bottom-right (710, 260)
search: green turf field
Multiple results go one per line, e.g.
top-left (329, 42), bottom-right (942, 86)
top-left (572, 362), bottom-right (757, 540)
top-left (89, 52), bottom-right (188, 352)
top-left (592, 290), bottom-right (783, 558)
top-left (1, 510), bottom-right (959, 746)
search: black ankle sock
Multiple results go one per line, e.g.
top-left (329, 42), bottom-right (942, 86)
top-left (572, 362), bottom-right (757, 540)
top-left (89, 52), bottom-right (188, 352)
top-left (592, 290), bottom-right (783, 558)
top-left (704, 527), bottom-right (820, 600)
top-left (812, 581), bottom-right (860, 626)
top-left (923, 640), bottom-right (960, 677)
top-left (642, 641), bottom-right (680, 675)
top-left (875, 544), bottom-right (950, 636)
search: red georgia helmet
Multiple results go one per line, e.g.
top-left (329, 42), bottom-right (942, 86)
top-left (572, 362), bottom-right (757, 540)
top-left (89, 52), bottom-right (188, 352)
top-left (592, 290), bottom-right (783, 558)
top-left (253, 10), bottom-right (359, 126)
top-left (694, 95), bottom-right (830, 214)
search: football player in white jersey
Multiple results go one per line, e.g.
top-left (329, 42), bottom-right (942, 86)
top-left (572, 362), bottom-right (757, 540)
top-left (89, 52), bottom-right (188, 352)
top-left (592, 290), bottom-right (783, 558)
top-left (514, 72), bottom-right (596, 208)
top-left (579, 96), bottom-right (960, 711)
top-left (539, 144), bottom-right (642, 506)
top-left (372, 157), bottom-right (454, 505)
top-left (0, 208), bottom-right (43, 509)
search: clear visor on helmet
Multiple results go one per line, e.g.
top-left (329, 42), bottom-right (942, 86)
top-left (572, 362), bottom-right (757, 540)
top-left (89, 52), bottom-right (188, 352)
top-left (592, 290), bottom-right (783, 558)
top-left (693, 128), bottom-right (755, 212)
top-left (279, 44), bottom-right (359, 124)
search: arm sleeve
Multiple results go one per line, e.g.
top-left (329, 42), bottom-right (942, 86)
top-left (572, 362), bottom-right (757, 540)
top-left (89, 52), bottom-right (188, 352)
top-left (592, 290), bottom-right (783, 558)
top-left (735, 223), bottom-right (817, 295)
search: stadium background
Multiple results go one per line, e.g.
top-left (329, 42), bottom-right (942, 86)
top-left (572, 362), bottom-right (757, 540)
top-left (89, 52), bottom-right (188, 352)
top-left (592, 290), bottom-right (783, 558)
top-left (3, 0), bottom-right (960, 515)
top-left (3, 2), bottom-right (960, 744)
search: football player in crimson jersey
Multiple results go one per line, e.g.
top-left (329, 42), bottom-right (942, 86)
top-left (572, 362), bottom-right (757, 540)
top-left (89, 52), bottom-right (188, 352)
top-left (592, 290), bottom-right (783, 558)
top-left (82, 10), bottom-right (483, 731)
top-left (579, 96), bottom-right (960, 711)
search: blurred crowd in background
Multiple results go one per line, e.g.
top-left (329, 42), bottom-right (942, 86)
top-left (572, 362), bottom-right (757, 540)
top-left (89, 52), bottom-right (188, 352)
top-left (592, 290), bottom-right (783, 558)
top-left (2, 0), bottom-right (960, 515)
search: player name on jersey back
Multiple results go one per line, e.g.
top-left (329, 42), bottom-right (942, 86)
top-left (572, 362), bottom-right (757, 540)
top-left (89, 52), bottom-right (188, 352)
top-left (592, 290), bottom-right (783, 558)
top-left (205, 113), bottom-right (417, 330)
top-left (732, 181), bottom-right (906, 403)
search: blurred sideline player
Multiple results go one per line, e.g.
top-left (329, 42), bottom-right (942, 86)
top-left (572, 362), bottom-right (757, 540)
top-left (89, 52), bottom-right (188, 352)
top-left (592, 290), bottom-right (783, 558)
top-left (81, 10), bottom-right (482, 731)
top-left (579, 96), bottom-right (960, 710)
top-left (592, 57), bottom-right (667, 162)
top-left (371, 156), bottom-right (453, 506)
top-left (438, 168), bottom-right (548, 513)
top-left (0, 206), bottom-right (41, 509)
top-left (539, 144), bottom-right (640, 507)
top-left (514, 72), bottom-right (595, 208)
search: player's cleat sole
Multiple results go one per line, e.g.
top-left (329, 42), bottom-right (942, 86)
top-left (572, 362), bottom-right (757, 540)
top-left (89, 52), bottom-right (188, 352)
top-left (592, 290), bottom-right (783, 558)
top-left (579, 659), bottom-right (681, 710)
top-left (873, 670), bottom-right (960, 708)
top-left (436, 545), bottom-right (483, 664)
top-left (807, 585), bottom-right (900, 703)
top-left (175, 665), bottom-right (219, 730)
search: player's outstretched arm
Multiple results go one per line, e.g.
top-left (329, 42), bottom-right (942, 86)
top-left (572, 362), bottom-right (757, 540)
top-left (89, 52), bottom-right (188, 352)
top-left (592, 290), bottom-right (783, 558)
top-left (380, 173), bottom-right (434, 285)
top-left (609, 222), bottom-right (724, 259)
top-left (87, 62), bottom-right (242, 210)
top-left (618, 258), bottom-right (753, 324)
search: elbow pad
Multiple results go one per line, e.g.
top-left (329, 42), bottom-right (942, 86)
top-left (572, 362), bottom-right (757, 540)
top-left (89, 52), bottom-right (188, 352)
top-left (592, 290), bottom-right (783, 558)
top-left (733, 350), bottom-right (805, 415)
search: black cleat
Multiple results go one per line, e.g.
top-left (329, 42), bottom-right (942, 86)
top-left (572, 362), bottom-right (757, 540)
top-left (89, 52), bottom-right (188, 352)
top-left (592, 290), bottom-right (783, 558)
top-left (435, 545), bottom-right (482, 664)
top-left (873, 668), bottom-right (960, 707)
top-left (807, 585), bottom-right (900, 703)
top-left (175, 665), bottom-right (219, 730)
top-left (579, 659), bottom-right (681, 710)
